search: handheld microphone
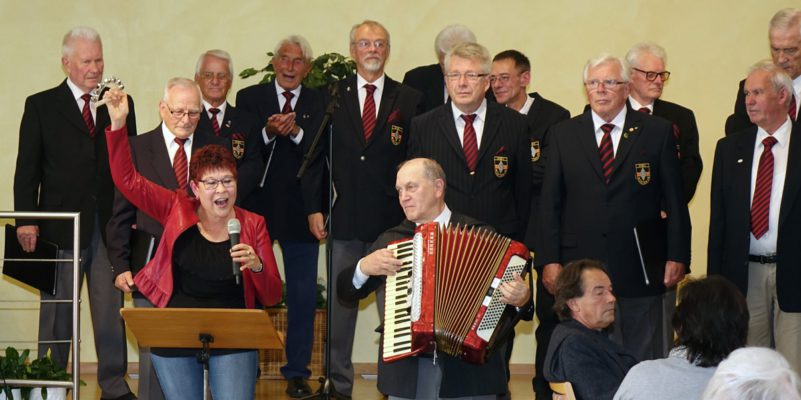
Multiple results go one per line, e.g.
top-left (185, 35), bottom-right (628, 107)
top-left (227, 218), bottom-right (242, 285)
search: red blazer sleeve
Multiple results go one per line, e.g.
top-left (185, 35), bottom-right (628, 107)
top-left (106, 125), bottom-right (177, 224)
top-left (241, 211), bottom-right (282, 307)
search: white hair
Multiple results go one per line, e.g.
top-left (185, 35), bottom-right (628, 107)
top-left (273, 35), bottom-right (314, 61)
top-left (194, 49), bottom-right (233, 77)
top-left (62, 26), bottom-right (101, 57)
top-left (770, 8), bottom-right (801, 35)
top-left (626, 42), bottom-right (668, 69)
top-left (582, 53), bottom-right (630, 82)
top-left (748, 59), bottom-right (794, 106)
top-left (702, 347), bottom-right (801, 400)
top-left (434, 24), bottom-right (476, 61)
top-left (444, 42), bottom-right (491, 74)
top-left (162, 77), bottom-right (202, 103)
top-left (349, 20), bottom-right (390, 47)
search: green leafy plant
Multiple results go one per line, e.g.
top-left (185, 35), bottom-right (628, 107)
top-left (239, 52), bottom-right (356, 94)
top-left (0, 347), bottom-right (30, 399)
top-left (0, 348), bottom-right (82, 400)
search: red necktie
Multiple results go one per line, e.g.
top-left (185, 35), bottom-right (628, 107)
top-left (209, 108), bottom-right (221, 136)
top-left (751, 136), bottom-right (778, 239)
top-left (362, 84), bottom-right (377, 141)
top-left (599, 124), bottom-right (615, 185)
top-left (462, 114), bottom-right (479, 172)
top-left (173, 138), bottom-right (189, 191)
top-left (282, 91), bottom-right (294, 114)
top-left (637, 107), bottom-right (651, 115)
top-left (789, 95), bottom-right (797, 121)
top-left (81, 93), bottom-right (95, 138)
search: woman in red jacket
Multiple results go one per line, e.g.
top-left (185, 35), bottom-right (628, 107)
top-left (103, 85), bottom-right (282, 400)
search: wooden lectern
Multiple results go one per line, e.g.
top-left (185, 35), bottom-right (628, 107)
top-left (122, 308), bottom-right (283, 400)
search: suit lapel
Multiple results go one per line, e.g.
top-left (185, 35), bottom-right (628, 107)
top-left (477, 104), bottom-right (501, 163)
top-left (577, 111), bottom-right (606, 182)
top-left (55, 80), bottom-right (91, 135)
top-left (611, 109), bottom-right (643, 178)
top-left (438, 104), bottom-right (469, 168)
top-left (148, 126), bottom-right (179, 189)
top-left (340, 77), bottom-right (366, 146)
top-left (526, 93), bottom-right (543, 124)
top-left (780, 124), bottom-right (801, 228)
top-left (220, 102), bottom-right (235, 136)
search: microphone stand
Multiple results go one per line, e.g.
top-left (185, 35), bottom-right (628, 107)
top-left (297, 87), bottom-right (345, 400)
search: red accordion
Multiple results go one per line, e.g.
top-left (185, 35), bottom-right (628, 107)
top-left (383, 222), bottom-right (530, 364)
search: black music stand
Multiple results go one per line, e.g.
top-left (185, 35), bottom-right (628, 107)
top-left (121, 308), bottom-right (283, 400)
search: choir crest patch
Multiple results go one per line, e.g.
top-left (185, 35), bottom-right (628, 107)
top-left (494, 156), bottom-right (509, 178)
top-left (635, 163), bottom-right (651, 185)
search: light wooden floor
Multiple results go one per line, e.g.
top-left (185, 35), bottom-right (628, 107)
top-left (78, 373), bottom-right (538, 399)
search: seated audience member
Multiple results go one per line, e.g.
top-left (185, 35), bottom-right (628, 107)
top-left (544, 259), bottom-right (638, 400)
top-left (614, 276), bottom-right (749, 400)
top-left (102, 87), bottom-right (282, 400)
top-left (702, 347), bottom-right (801, 400)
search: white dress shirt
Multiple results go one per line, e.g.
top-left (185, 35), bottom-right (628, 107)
top-left (66, 78), bottom-right (96, 122)
top-left (357, 73), bottom-right (385, 119)
top-left (591, 107), bottom-right (628, 155)
top-left (202, 99), bottom-right (227, 130)
top-left (451, 99), bottom-right (488, 149)
top-left (262, 81), bottom-right (304, 145)
top-left (161, 122), bottom-right (194, 166)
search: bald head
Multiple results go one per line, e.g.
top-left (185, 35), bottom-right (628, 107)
top-left (395, 158), bottom-right (446, 223)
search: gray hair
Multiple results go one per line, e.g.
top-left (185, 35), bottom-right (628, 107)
top-left (444, 42), bottom-right (491, 74)
top-left (194, 49), bottom-right (233, 78)
top-left (162, 77), bottom-right (202, 103)
top-left (748, 59), bottom-right (794, 105)
top-left (770, 8), bottom-right (801, 35)
top-left (273, 35), bottom-right (314, 61)
top-left (349, 20), bottom-right (391, 47)
top-left (434, 24), bottom-right (476, 60)
top-left (701, 347), bottom-right (801, 400)
top-left (582, 53), bottom-right (630, 82)
top-left (62, 26), bottom-right (101, 57)
top-left (397, 158), bottom-right (447, 190)
top-left (625, 42), bottom-right (668, 69)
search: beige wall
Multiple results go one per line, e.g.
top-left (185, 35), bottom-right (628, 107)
top-left (0, 0), bottom-right (794, 365)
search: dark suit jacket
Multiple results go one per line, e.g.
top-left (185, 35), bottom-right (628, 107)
top-left (651, 98), bottom-right (703, 202)
top-left (402, 63), bottom-right (445, 114)
top-left (544, 319), bottom-right (637, 400)
top-left (409, 101), bottom-right (532, 241)
top-left (536, 109), bottom-right (691, 297)
top-left (235, 81), bottom-right (325, 242)
top-left (337, 212), bottom-right (527, 398)
top-left (105, 125), bottom-right (228, 275)
top-left (14, 79), bottom-right (137, 248)
top-left (300, 75), bottom-right (422, 242)
top-left (195, 102), bottom-right (263, 200)
top-left (708, 122), bottom-right (801, 311)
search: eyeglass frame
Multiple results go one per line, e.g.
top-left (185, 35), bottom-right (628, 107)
top-left (198, 176), bottom-right (236, 190)
top-left (165, 104), bottom-right (202, 120)
top-left (353, 39), bottom-right (388, 49)
top-left (445, 72), bottom-right (489, 83)
top-left (198, 71), bottom-right (231, 81)
top-left (584, 79), bottom-right (629, 90)
top-left (632, 68), bottom-right (671, 82)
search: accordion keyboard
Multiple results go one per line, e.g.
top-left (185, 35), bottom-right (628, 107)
top-left (382, 239), bottom-right (415, 360)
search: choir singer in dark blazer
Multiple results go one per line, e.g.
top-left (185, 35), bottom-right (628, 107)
top-left (708, 60), bottom-right (801, 374)
top-left (537, 54), bottom-right (691, 362)
top-left (13, 26), bottom-right (137, 400)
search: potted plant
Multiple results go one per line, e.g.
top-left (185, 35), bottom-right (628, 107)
top-left (26, 350), bottom-right (71, 400)
top-left (0, 347), bottom-right (29, 400)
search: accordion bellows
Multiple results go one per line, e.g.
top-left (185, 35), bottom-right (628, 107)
top-left (383, 222), bottom-right (530, 364)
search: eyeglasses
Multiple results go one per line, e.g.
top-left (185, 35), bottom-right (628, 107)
top-left (166, 105), bottom-right (201, 120)
top-left (771, 46), bottom-right (800, 57)
top-left (353, 39), bottom-right (387, 49)
top-left (489, 74), bottom-right (514, 84)
top-left (199, 72), bottom-right (231, 81)
top-left (445, 72), bottom-right (489, 82)
top-left (584, 79), bottom-right (628, 90)
top-left (199, 177), bottom-right (236, 190)
top-left (632, 68), bottom-right (671, 82)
